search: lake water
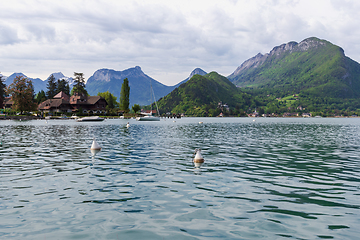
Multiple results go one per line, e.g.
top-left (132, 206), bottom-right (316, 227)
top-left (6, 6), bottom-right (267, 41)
top-left (0, 117), bottom-right (359, 239)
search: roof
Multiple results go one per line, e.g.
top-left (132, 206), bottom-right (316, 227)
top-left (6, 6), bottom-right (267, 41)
top-left (86, 96), bottom-right (103, 105)
top-left (53, 91), bottom-right (70, 101)
top-left (3, 97), bottom-right (13, 107)
top-left (69, 95), bottom-right (105, 105)
top-left (38, 99), bottom-right (70, 110)
top-left (38, 95), bottom-right (107, 111)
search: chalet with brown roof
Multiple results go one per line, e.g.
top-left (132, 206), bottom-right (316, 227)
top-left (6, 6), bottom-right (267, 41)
top-left (3, 97), bottom-right (13, 108)
top-left (38, 92), bottom-right (107, 114)
top-left (54, 91), bottom-right (70, 101)
top-left (38, 98), bottom-right (71, 113)
top-left (69, 93), bottom-right (107, 114)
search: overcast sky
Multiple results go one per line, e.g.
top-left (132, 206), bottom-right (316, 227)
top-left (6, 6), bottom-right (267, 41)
top-left (1, 0), bottom-right (360, 85)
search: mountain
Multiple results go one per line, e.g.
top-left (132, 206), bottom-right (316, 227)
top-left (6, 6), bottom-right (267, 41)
top-left (5, 73), bottom-right (46, 94)
top-left (5, 72), bottom-right (74, 94)
top-left (228, 37), bottom-right (360, 98)
top-left (86, 66), bottom-right (207, 106)
top-left (47, 72), bottom-right (75, 88)
top-left (3, 67), bottom-right (206, 106)
top-left (157, 72), bottom-right (254, 116)
top-left (174, 68), bottom-right (207, 88)
top-left (86, 66), bottom-right (174, 106)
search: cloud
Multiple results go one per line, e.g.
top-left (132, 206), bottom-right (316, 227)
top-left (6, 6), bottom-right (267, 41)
top-left (0, 24), bottom-right (20, 45)
top-left (1, 0), bottom-right (360, 85)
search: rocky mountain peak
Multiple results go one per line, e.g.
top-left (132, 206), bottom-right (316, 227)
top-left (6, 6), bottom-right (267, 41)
top-left (268, 41), bottom-right (298, 57)
top-left (229, 53), bottom-right (267, 77)
top-left (48, 72), bottom-right (65, 80)
top-left (188, 68), bottom-right (207, 79)
top-left (92, 69), bottom-right (113, 82)
top-left (295, 37), bottom-right (327, 52)
top-left (229, 37), bottom-right (332, 79)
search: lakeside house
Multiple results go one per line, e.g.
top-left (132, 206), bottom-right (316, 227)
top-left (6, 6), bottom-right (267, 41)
top-left (3, 97), bottom-right (13, 109)
top-left (38, 92), bottom-right (107, 114)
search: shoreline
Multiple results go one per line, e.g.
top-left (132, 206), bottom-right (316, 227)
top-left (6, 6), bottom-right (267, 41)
top-left (1, 115), bottom-right (359, 120)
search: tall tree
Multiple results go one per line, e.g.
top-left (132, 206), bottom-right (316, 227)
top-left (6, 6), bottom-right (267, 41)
top-left (73, 72), bottom-right (87, 96)
top-left (35, 90), bottom-right (47, 104)
top-left (0, 73), bottom-right (6, 109)
top-left (119, 78), bottom-right (130, 112)
top-left (56, 79), bottom-right (70, 96)
top-left (46, 74), bottom-right (57, 99)
top-left (97, 91), bottom-right (118, 109)
top-left (7, 76), bottom-right (36, 114)
top-left (132, 104), bottom-right (141, 114)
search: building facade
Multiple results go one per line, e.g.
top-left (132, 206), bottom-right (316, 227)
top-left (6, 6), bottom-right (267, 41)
top-left (38, 92), bottom-right (107, 114)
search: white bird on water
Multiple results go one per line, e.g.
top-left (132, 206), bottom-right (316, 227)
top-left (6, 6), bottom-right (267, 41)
top-left (126, 122), bottom-right (130, 128)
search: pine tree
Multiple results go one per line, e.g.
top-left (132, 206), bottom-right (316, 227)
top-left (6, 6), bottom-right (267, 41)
top-left (35, 90), bottom-right (46, 104)
top-left (56, 79), bottom-right (70, 96)
top-left (7, 76), bottom-right (36, 114)
top-left (119, 78), bottom-right (130, 112)
top-left (46, 74), bottom-right (57, 99)
top-left (73, 72), bottom-right (87, 96)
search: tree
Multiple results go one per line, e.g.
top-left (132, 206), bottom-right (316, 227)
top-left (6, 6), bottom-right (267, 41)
top-left (73, 72), bottom-right (87, 96)
top-left (6, 76), bottom-right (36, 114)
top-left (56, 79), bottom-right (70, 96)
top-left (119, 78), bottom-right (130, 112)
top-left (97, 91), bottom-right (118, 109)
top-left (35, 90), bottom-right (46, 104)
top-left (132, 104), bottom-right (141, 113)
top-left (0, 73), bottom-right (6, 109)
top-left (46, 74), bottom-right (57, 99)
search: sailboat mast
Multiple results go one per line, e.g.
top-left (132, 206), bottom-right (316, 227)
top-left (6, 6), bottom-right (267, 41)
top-left (150, 79), bottom-right (160, 116)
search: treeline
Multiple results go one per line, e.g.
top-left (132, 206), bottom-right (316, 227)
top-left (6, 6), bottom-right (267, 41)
top-left (247, 88), bottom-right (360, 117)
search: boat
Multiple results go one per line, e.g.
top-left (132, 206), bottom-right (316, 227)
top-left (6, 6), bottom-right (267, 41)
top-left (136, 115), bottom-right (160, 121)
top-left (76, 116), bottom-right (104, 122)
top-left (136, 79), bottom-right (161, 121)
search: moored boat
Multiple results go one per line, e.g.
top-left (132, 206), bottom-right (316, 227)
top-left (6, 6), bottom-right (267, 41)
top-left (136, 115), bottom-right (160, 121)
top-left (136, 78), bottom-right (161, 121)
top-left (76, 116), bottom-right (104, 122)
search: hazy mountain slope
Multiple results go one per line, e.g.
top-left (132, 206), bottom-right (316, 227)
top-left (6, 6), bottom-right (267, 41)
top-left (86, 66), bottom-right (207, 106)
top-left (5, 72), bottom-right (75, 94)
top-left (86, 66), bottom-right (174, 106)
top-left (5, 73), bottom-right (46, 94)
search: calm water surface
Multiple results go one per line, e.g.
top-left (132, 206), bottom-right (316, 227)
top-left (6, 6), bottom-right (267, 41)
top-left (0, 117), bottom-right (359, 239)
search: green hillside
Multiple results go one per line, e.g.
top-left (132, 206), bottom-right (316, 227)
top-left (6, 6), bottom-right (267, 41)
top-left (229, 37), bottom-right (360, 99)
top-left (157, 72), bottom-right (255, 116)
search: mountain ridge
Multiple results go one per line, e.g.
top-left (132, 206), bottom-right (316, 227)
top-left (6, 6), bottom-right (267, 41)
top-left (86, 66), bottom-right (173, 106)
top-left (85, 66), bottom-right (207, 106)
top-left (157, 72), bottom-right (254, 116)
top-left (228, 37), bottom-right (360, 98)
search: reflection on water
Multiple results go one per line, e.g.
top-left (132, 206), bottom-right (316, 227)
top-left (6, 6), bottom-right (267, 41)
top-left (0, 118), bottom-right (359, 239)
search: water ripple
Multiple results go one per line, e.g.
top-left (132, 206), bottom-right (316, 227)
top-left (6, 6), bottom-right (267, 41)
top-left (0, 118), bottom-right (360, 239)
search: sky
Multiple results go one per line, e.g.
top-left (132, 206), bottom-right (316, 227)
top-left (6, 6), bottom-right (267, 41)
top-left (1, 0), bottom-right (360, 86)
